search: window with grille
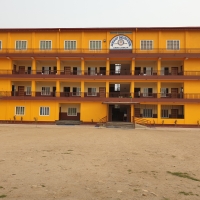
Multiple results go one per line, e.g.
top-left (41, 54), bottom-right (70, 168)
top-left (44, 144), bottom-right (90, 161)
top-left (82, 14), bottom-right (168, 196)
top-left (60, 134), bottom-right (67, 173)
top-left (89, 40), bottom-right (101, 50)
top-left (16, 41), bottom-right (27, 50)
top-left (143, 88), bottom-right (153, 97)
top-left (40, 40), bottom-right (52, 50)
top-left (167, 40), bottom-right (180, 50)
top-left (40, 107), bottom-right (50, 116)
top-left (26, 86), bottom-right (31, 95)
top-left (72, 87), bottom-right (81, 96)
top-left (141, 40), bottom-right (153, 50)
top-left (0, 41), bottom-right (2, 50)
top-left (41, 87), bottom-right (51, 95)
top-left (161, 109), bottom-right (169, 118)
top-left (68, 108), bottom-right (77, 116)
top-left (143, 109), bottom-right (153, 118)
top-left (88, 88), bottom-right (97, 96)
top-left (64, 40), bottom-right (76, 50)
top-left (15, 106), bottom-right (25, 115)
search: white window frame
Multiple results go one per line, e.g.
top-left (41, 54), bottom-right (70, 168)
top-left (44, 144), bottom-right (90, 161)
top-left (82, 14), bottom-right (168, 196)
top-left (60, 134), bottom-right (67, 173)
top-left (15, 106), bottom-right (25, 115)
top-left (87, 88), bottom-right (97, 96)
top-left (40, 40), bottom-right (52, 50)
top-left (72, 87), bottom-right (81, 96)
top-left (64, 40), bottom-right (77, 50)
top-left (143, 109), bottom-right (153, 118)
top-left (166, 40), bottom-right (180, 50)
top-left (161, 88), bottom-right (168, 97)
top-left (15, 40), bottom-right (27, 50)
top-left (67, 108), bottom-right (77, 116)
top-left (0, 40), bottom-right (2, 50)
top-left (89, 40), bottom-right (102, 50)
top-left (41, 87), bottom-right (51, 95)
top-left (114, 84), bottom-right (120, 91)
top-left (140, 40), bottom-right (153, 50)
top-left (26, 86), bottom-right (31, 95)
top-left (161, 109), bottom-right (169, 118)
top-left (39, 107), bottom-right (50, 116)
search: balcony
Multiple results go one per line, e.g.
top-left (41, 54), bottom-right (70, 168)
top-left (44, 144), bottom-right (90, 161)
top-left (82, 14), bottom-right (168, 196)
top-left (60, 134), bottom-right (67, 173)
top-left (1, 48), bottom-right (200, 59)
top-left (1, 91), bottom-right (200, 103)
top-left (2, 69), bottom-right (200, 80)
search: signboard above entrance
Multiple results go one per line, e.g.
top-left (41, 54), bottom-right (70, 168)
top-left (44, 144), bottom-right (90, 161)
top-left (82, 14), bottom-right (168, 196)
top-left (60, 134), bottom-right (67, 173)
top-left (110, 35), bottom-right (132, 50)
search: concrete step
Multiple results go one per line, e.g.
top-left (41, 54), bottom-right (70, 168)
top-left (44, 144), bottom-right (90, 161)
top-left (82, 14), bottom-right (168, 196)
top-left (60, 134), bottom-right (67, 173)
top-left (105, 122), bottom-right (135, 129)
top-left (55, 120), bottom-right (82, 125)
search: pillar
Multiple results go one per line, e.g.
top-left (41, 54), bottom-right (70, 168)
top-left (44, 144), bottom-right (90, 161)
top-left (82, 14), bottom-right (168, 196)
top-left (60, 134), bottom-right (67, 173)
top-left (131, 104), bottom-right (134, 123)
top-left (157, 58), bottom-right (161, 75)
top-left (31, 80), bottom-right (35, 97)
top-left (81, 58), bottom-right (84, 75)
top-left (81, 81), bottom-right (84, 97)
top-left (131, 58), bottom-right (135, 75)
top-left (106, 58), bottom-right (109, 75)
top-left (157, 104), bottom-right (161, 123)
top-left (106, 81), bottom-right (109, 97)
top-left (56, 80), bottom-right (60, 97)
top-left (157, 81), bottom-right (161, 98)
top-left (56, 58), bottom-right (60, 75)
top-left (130, 81), bottom-right (135, 98)
top-left (32, 58), bottom-right (36, 74)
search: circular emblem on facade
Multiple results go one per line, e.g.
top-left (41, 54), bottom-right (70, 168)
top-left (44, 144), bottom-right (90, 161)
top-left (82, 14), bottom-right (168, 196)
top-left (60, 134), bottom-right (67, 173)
top-left (118, 39), bottom-right (124, 46)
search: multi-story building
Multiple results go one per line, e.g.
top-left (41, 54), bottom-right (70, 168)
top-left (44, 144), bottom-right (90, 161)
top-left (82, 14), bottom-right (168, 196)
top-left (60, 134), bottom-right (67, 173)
top-left (0, 27), bottom-right (200, 125)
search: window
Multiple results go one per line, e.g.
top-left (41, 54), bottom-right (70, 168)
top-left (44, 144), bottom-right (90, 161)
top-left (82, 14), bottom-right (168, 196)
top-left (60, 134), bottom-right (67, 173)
top-left (161, 109), bottom-right (169, 118)
top-left (41, 87), bottom-right (51, 95)
top-left (88, 88), bottom-right (97, 96)
top-left (72, 87), bottom-right (81, 96)
top-left (143, 109), bottom-right (153, 118)
top-left (64, 40), bottom-right (76, 50)
top-left (141, 40), bottom-right (153, 50)
top-left (15, 106), bottom-right (25, 115)
top-left (143, 88), bottom-right (153, 97)
top-left (115, 64), bottom-right (121, 74)
top-left (26, 86), bottom-right (31, 95)
top-left (167, 40), bottom-right (180, 50)
top-left (0, 41), bottom-right (2, 50)
top-left (161, 88), bottom-right (168, 97)
top-left (40, 107), bottom-right (50, 116)
top-left (68, 108), bottom-right (77, 116)
top-left (89, 40), bottom-right (101, 50)
top-left (40, 40), bottom-right (51, 50)
top-left (16, 41), bottom-right (27, 50)
top-left (114, 84), bottom-right (120, 91)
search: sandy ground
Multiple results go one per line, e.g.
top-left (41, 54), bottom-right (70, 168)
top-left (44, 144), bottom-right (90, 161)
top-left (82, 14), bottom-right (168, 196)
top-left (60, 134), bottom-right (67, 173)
top-left (0, 125), bottom-right (200, 200)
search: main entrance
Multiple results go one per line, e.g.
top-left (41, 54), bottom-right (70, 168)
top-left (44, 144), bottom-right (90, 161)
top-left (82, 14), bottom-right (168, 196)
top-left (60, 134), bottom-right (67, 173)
top-left (109, 104), bottom-right (131, 122)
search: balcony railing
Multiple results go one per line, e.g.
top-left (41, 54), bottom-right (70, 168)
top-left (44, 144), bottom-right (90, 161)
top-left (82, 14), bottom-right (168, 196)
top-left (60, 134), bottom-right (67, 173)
top-left (2, 70), bottom-right (200, 76)
top-left (1, 91), bottom-right (200, 100)
top-left (1, 48), bottom-right (200, 54)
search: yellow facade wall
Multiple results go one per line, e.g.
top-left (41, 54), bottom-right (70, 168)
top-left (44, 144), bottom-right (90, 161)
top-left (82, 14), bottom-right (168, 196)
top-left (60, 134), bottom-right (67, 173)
top-left (80, 102), bottom-right (107, 122)
top-left (0, 100), bottom-right (59, 121)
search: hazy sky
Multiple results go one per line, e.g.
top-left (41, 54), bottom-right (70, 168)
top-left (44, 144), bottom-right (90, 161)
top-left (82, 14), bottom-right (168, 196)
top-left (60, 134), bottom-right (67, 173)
top-left (0, 0), bottom-right (199, 28)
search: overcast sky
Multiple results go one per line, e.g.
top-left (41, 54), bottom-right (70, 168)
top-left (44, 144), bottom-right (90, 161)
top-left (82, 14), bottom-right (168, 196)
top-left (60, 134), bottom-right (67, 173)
top-left (0, 0), bottom-right (199, 28)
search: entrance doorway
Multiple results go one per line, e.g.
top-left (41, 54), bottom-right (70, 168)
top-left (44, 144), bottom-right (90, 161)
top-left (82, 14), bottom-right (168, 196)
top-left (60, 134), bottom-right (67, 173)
top-left (109, 105), bottom-right (131, 122)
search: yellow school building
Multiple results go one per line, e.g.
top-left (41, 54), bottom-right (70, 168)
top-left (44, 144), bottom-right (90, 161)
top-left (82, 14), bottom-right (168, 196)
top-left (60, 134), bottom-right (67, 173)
top-left (0, 27), bottom-right (200, 125)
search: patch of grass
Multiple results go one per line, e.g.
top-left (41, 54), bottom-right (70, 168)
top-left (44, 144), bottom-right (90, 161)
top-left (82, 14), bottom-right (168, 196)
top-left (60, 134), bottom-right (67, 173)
top-left (141, 171), bottom-right (148, 174)
top-left (127, 169), bottom-right (132, 173)
top-left (61, 152), bottom-right (71, 154)
top-left (167, 171), bottom-right (200, 182)
top-left (41, 185), bottom-right (45, 187)
top-left (0, 195), bottom-right (6, 198)
top-left (0, 187), bottom-right (3, 189)
top-left (179, 191), bottom-right (198, 196)
top-left (162, 198), bottom-right (170, 200)
top-left (68, 150), bottom-right (73, 151)
top-left (12, 187), bottom-right (17, 189)
top-left (134, 189), bottom-right (139, 192)
top-left (171, 155), bottom-right (176, 158)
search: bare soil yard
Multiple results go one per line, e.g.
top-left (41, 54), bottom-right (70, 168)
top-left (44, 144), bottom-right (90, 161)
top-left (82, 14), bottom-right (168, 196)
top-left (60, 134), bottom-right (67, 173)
top-left (0, 125), bottom-right (200, 200)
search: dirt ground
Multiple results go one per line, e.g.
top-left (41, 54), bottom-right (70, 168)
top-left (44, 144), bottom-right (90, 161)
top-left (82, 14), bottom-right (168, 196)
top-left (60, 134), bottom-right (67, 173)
top-left (0, 125), bottom-right (200, 200)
